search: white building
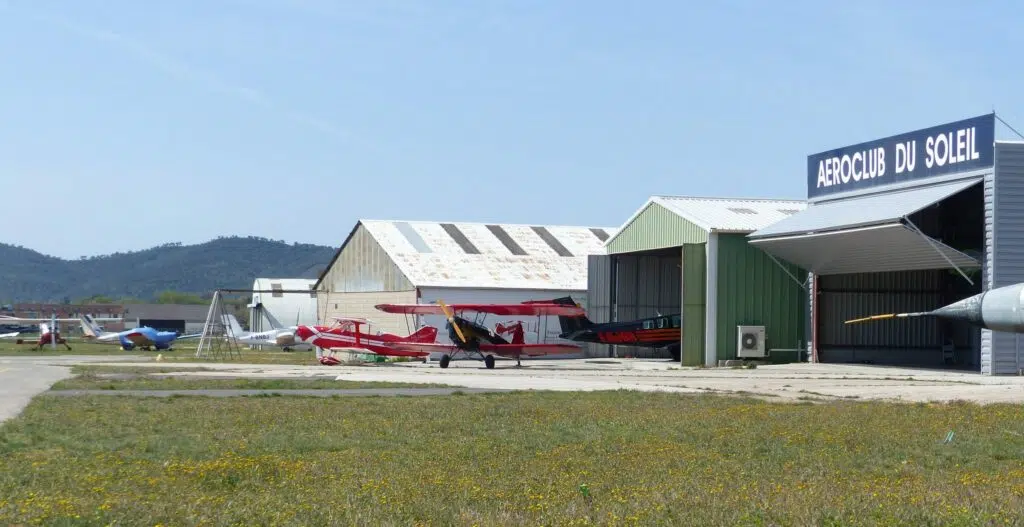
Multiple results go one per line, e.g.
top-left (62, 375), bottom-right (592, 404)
top-left (313, 219), bottom-right (616, 352)
top-left (249, 278), bottom-right (319, 332)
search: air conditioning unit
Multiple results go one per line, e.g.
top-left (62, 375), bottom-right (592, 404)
top-left (736, 325), bottom-right (767, 358)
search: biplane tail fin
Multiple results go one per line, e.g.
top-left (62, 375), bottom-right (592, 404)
top-left (406, 325), bottom-right (438, 343)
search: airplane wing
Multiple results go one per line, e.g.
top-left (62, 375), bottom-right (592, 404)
top-left (0, 332), bottom-right (19, 339)
top-left (387, 342), bottom-right (580, 357)
top-left (375, 303), bottom-right (585, 317)
top-left (0, 316), bottom-right (83, 323)
top-left (175, 333), bottom-right (203, 340)
top-left (123, 332), bottom-right (155, 347)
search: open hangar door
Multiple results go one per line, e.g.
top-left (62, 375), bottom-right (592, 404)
top-left (603, 247), bottom-right (682, 359)
top-left (750, 177), bottom-right (984, 371)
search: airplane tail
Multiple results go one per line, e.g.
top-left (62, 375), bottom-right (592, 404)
top-left (222, 314), bottom-right (246, 338)
top-left (544, 296), bottom-right (595, 336)
top-left (80, 315), bottom-right (120, 340)
top-left (406, 325), bottom-right (438, 343)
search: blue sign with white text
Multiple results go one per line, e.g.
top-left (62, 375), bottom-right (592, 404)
top-left (807, 113), bottom-right (995, 199)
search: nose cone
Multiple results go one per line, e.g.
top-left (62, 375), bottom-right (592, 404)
top-left (931, 292), bottom-right (985, 326)
top-left (294, 326), bottom-right (313, 342)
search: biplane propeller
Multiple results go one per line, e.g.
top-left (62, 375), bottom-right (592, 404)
top-left (374, 300), bottom-right (585, 369)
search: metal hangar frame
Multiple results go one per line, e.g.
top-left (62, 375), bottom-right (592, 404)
top-left (749, 112), bottom-right (1024, 375)
top-left (589, 196), bottom-right (809, 365)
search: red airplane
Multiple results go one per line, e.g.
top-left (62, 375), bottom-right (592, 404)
top-left (25, 322), bottom-right (73, 351)
top-left (293, 317), bottom-right (439, 366)
top-left (373, 300), bottom-right (585, 369)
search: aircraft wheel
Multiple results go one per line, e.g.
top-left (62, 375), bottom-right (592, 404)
top-left (484, 355), bottom-right (495, 369)
top-left (439, 354), bottom-right (451, 368)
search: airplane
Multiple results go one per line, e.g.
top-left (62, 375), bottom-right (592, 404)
top-left (843, 281), bottom-right (1024, 333)
top-left (29, 322), bottom-right (73, 351)
top-left (80, 315), bottom-right (200, 351)
top-left (373, 300), bottom-right (586, 368)
top-left (293, 317), bottom-right (439, 366)
top-left (223, 313), bottom-right (311, 351)
top-left (0, 332), bottom-right (19, 339)
top-left (539, 296), bottom-right (683, 362)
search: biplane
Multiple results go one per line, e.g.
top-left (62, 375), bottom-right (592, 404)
top-left (373, 301), bottom-right (586, 368)
top-left (293, 317), bottom-right (439, 366)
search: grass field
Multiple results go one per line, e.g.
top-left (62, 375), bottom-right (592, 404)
top-left (2, 392), bottom-right (1023, 525)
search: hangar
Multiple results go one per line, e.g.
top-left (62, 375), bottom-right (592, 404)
top-left (249, 278), bottom-right (318, 331)
top-left (748, 113), bottom-right (1024, 375)
top-left (122, 304), bottom-right (210, 334)
top-left (588, 196), bottom-right (808, 365)
top-left (313, 219), bottom-right (616, 353)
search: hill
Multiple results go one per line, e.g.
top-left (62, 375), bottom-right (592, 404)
top-left (0, 236), bottom-right (337, 303)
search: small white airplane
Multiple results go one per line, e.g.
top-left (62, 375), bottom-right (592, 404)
top-left (223, 313), bottom-right (311, 351)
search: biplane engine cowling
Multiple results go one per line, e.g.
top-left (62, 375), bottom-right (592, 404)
top-left (275, 332), bottom-right (297, 346)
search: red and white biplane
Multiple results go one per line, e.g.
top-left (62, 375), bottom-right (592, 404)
top-left (373, 300), bottom-right (586, 369)
top-left (293, 317), bottom-right (438, 366)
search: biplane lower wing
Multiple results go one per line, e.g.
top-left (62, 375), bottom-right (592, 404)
top-left (375, 303), bottom-right (585, 317)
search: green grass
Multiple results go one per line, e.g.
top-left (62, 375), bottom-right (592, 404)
top-left (2, 393), bottom-right (1024, 525)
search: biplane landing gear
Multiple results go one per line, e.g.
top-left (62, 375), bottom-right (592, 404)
top-left (439, 354), bottom-right (452, 368)
top-left (484, 355), bottom-right (495, 369)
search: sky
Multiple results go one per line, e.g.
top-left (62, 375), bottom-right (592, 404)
top-left (1, 0), bottom-right (1022, 259)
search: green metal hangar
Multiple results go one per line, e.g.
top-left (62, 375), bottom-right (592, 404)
top-left (587, 196), bottom-right (809, 365)
top-left (748, 113), bottom-right (1024, 374)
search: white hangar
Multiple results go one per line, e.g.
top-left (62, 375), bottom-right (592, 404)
top-left (249, 277), bottom-right (319, 332)
top-left (313, 219), bottom-right (616, 348)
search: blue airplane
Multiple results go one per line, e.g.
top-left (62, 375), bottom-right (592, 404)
top-left (80, 315), bottom-right (201, 351)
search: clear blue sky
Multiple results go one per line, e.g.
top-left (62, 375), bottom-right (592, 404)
top-left (1, 0), bottom-right (1021, 259)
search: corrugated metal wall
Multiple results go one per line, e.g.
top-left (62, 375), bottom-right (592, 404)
top-left (982, 170), bottom-right (994, 373)
top-left (716, 234), bottom-right (806, 362)
top-left (681, 243), bottom-right (706, 365)
top-left (585, 254), bottom-right (614, 357)
top-left (606, 203), bottom-right (709, 254)
top-left (316, 224), bottom-right (414, 322)
top-left (991, 142), bottom-right (1024, 374)
top-left (817, 270), bottom-right (980, 368)
top-left (612, 249), bottom-right (682, 358)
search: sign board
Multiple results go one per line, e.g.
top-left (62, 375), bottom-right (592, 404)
top-left (807, 113), bottom-right (995, 199)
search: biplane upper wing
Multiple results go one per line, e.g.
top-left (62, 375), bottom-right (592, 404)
top-left (375, 303), bottom-right (585, 317)
top-left (387, 342), bottom-right (581, 357)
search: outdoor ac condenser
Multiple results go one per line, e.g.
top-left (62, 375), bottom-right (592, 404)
top-left (736, 325), bottom-right (767, 358)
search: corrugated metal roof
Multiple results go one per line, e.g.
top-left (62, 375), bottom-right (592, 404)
top-left (651, 196), bottom-right (807, 233)
top-left (359, 220), bottom-right (617, 290)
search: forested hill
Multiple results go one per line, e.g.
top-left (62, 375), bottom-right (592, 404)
top-left (0, 236), bottom-right (337, 303)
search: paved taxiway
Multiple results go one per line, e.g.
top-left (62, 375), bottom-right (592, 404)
top-left (61, 356), bottom-right (1024, 404)
top-left (4, 354), bottom-right (1024, 426)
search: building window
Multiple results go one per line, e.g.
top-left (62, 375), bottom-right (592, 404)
top-left (271, 283), bottom-right (283, 298)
